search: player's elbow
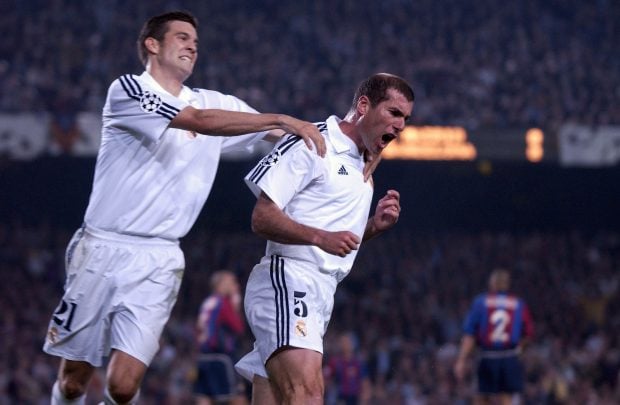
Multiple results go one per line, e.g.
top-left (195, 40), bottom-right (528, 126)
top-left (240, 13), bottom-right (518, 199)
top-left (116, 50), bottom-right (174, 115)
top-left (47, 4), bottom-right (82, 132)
top-left (170, 106), bottom-right (207, 133)
top-left (171, 106), bottom-right (195, 131)
top-left (250, 208), bottom-right (269, 237)
top-left (252, 193), bottom-right (280, 238)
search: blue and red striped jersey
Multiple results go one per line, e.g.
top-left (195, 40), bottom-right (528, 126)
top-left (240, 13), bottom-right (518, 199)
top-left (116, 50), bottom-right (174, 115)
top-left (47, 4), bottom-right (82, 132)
top-left (195, 294), bottom-right (244, 354)
top-left (325, 356), bottom-right (368, 396)
top-left (463, 292), bottom-right (534, 350)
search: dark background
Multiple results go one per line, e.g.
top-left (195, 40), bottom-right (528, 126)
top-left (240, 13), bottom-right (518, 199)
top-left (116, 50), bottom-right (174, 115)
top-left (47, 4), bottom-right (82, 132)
top-left (3, 157), bottom-right (619, 233)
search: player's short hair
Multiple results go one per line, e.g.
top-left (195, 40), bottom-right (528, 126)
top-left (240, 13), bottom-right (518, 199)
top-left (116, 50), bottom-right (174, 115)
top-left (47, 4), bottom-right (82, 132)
top-left (350, 73), bottom-right (415, 110)
top-left (137, 11), bottom-right (198, 67)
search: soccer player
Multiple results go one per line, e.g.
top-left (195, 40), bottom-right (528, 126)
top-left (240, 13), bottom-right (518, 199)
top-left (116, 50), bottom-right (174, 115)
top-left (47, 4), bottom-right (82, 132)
top-left (454, 268), bottom-right (535, 405)
top-left (194, 270), bottom-right (246, 405)
top-left (42, 10), bottom-right (325, 405)
top-left (235, 73), bottom-right (414, 404)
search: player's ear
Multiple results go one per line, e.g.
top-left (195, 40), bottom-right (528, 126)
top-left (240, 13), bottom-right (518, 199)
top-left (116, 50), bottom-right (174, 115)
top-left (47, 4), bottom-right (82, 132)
top-left (357, 95), bottom-right (370, 116)
top-left (144, 37), bottom-right (160, 55)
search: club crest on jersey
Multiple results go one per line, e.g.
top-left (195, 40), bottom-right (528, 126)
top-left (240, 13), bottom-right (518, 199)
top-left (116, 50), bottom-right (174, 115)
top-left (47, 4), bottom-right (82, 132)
top-left (295, 320), bottom-right (307, 337)
top-left (259, 149), bottom-right (282, 167)
top-left (47, 327), bottom-right (59, 344)
top-left (139, 91), bottom-right (163, 113)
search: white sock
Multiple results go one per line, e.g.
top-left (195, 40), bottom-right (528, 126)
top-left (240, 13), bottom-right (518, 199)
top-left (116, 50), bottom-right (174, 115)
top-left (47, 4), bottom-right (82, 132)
top-left (51, 381), bottom-right (86, 405)
top-left (102, 387), bottom-right (140, 404)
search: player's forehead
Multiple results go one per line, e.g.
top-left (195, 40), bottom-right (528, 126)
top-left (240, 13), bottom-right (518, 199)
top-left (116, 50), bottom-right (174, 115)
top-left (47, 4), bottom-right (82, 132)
top-left (380, 88), bottom-right (413, 117)
top-left (165, 20), bottom-right (198, 40)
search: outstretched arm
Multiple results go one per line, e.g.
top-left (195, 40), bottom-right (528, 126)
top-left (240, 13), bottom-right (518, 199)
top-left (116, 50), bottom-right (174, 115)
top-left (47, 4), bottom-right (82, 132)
top-left (252, 192), bottom-right (361, 258)
top-left (171, 106), bottom-right (326, 156)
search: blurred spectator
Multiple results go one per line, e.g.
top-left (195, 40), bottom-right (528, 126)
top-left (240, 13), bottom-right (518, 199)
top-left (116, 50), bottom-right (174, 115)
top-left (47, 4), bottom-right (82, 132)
top-left (2, 0), bottom-right (619, 132)
top-left (193, 270), bottom-right (247, 405)
top-left (1, 220), bottom-right (619, 403)
top-left (324, 332), bottom-right (372, 405)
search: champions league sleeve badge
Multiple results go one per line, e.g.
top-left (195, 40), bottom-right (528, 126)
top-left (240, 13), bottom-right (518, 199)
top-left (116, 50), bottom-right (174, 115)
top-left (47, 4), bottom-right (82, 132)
top-left (259, 149), bottom-right (282, 167)
top-left (139, 91), bottom-right (163, 113)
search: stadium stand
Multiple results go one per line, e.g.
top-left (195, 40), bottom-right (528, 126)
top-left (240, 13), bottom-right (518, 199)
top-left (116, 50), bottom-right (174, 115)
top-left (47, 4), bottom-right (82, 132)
top-left (1, 0), bottom-right (619, 403)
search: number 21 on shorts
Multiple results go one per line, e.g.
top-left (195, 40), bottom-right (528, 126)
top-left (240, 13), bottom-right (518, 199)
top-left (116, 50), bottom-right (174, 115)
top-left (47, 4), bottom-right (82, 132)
top-left (52, 300), bottom-right (78, 332)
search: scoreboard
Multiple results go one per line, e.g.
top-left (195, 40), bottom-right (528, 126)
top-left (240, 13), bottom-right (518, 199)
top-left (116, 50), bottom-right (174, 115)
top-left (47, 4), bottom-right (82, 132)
top-left (383, 125), bottom-right (550, 163)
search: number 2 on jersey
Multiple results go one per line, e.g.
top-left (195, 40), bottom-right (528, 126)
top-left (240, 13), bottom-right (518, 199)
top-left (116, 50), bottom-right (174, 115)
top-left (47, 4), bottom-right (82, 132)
top-left (490, 308), bottom-right (510, 343)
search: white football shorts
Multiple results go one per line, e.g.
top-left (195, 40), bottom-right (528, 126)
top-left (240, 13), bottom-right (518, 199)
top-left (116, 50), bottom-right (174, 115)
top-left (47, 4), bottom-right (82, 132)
top-left (43, 226), bottom-right (184, 367)
top-left (235, 254), bottom-right (338, 381)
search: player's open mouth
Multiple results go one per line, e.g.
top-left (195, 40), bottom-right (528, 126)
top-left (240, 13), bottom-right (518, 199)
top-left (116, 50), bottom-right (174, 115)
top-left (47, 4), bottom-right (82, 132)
top-left (180, 56), bottom-right (192, 62)
top-left (381, 133), bottom-right (396, 146)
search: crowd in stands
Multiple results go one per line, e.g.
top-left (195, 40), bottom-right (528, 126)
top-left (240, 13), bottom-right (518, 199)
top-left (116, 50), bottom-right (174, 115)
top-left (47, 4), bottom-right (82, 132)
top-left (2, 0), bottom-right (619, 132)
top-left (1, 219), bottom-right (618, 403)
top-left (2, 1), bottom-right (620, 403)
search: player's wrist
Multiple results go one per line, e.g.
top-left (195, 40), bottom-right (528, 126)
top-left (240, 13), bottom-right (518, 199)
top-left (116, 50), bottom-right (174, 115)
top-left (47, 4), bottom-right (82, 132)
top-left (311, 229), bottom-right (326, 247)
top-left (369, 215), bottom-right (383, 234)
top-left (277, 114), bottom-right (292, 131)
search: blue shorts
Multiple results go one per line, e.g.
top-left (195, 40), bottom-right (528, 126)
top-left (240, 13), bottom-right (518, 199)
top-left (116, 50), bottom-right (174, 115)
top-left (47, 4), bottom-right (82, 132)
top-left (193, 353), bottom-right (242, 400)
top-left (477, 355), bottom-right (524, 394)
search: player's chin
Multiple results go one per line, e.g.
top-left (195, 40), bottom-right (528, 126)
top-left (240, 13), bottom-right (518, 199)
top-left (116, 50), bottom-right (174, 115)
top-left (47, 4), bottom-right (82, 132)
top-left (178, 66), bottom-right (194, 79)
top-left (373, 145), bottom-right (385, 155)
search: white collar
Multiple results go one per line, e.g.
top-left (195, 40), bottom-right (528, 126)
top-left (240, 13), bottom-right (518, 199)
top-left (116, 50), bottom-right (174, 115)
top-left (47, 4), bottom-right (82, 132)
top-left (326, 115), bottom-right (362, 158)
top-left (139, 71), bottom-right (197, 104)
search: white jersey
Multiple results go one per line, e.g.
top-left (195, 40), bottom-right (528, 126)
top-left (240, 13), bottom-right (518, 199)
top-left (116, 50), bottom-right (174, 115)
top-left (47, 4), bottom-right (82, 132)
top-left (245, 115), bottom-right (373, 280)
top-left (84, 72), bottom-right (267, 240)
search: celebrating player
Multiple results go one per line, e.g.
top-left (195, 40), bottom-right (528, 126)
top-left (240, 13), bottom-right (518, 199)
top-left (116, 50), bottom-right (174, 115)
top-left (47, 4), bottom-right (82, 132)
top-left (454, 268), bottom-right (535, 405)
top-left (42, 10), bottom-right (325, 405)
top-left (235, 73), bottom-right (414, 404)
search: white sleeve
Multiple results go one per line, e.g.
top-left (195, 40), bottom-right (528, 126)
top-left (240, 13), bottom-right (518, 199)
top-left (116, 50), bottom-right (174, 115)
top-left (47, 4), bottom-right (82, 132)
top-left (104, 74), bottom-right (189, 143)
top-left (244, 134), bottom-right (321, 208)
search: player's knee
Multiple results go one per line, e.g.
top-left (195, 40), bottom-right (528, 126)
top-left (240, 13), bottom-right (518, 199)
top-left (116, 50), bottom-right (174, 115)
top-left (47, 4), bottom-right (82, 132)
top-left (278, 374), bottom-right (324, 403)
top-left (106, 380), bottom-right (140, 404)
top-left (59, 378), bottom-right (87, 400)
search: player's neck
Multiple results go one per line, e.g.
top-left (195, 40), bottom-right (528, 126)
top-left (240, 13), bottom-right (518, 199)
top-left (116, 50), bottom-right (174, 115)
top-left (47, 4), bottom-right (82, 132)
top-left (338, 120), bottom-right (366, 154)
top-left (147, 65), bottom-right (185, 97)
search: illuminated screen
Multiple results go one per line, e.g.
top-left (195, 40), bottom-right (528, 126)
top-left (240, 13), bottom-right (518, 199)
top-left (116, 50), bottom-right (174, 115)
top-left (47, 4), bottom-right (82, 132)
top-left (383, 126), bottom-right (477, 160)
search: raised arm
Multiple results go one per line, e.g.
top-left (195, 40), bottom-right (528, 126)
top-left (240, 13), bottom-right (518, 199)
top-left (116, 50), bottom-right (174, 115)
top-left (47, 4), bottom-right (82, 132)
top-left (252, 192), bottom-right (361, 258)
top-left (171, 106), bottom-right (326, 156)
top-left (363, 189), bottom-right (401, 241)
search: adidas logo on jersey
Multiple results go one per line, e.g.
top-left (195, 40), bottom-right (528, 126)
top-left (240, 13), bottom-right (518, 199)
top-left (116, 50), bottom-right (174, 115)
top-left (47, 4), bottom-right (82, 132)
top-left (337, 165), bottom-right (349, 175)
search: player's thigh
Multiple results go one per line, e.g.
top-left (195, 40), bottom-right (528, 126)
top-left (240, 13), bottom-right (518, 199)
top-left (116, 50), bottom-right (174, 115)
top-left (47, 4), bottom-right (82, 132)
top-left (265, 347), bottom-right (323, 389)
top-left (477, 358), bottom-right (501, 393)
top-left (194, 355), bottom-right (239, 399)
top-left (501, 357), bottom-right (524, 392)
